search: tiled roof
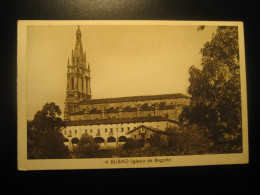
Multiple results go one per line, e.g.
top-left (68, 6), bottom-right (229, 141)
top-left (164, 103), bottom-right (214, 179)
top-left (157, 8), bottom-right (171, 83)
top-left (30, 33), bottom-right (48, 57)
top-left (127, 125), bottom-right (167, 135)
top-left (65, 116), bottom-right (178, 126)
top-left (78, 93), bottom-right (189, 105)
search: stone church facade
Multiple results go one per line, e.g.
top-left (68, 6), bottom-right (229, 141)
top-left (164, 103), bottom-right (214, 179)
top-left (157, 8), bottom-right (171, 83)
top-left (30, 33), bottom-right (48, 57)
top-left (62, 26), bottom-right (190, 149)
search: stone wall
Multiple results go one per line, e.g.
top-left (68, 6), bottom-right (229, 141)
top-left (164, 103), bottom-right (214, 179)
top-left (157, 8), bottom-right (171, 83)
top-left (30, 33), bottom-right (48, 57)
top-left (70, 98), bottom-right (190, 121)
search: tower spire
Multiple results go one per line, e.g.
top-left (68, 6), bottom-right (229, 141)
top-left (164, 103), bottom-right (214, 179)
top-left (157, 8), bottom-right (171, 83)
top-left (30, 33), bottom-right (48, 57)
top-left (74, 25), bottom-right (83, 56)
top-left (76, 25), bottom-right (82, 44)
top-left (65, 26), bottom-right (91, 120)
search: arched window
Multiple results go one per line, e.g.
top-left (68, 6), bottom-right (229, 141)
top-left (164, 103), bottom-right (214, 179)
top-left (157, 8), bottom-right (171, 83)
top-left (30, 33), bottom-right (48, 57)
top-left (75, 77), bottom-right (78, 90)
top-left (94, 137), bottom-right (105, 143)
top-left (107, 136), bottom-right (116, 143)
top-left (85, 77), bottom-right (88, 93)
top-left (82, 77), bottom-right (84, 93)
top-left (71, 138), bottom-right (79, 144)
top-left (71, 77), bottom-right (74, 90)
top-left (119, 136), bottom-right (127, 142)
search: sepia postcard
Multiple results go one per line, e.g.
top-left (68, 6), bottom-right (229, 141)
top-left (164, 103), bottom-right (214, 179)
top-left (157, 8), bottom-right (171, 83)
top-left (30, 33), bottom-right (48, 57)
top-left (17, 20), bottom-right (248, 170)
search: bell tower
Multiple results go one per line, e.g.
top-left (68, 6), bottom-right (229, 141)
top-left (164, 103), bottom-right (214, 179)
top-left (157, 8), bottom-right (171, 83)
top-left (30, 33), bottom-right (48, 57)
top-left (64, 26), bottom-right (91, 120)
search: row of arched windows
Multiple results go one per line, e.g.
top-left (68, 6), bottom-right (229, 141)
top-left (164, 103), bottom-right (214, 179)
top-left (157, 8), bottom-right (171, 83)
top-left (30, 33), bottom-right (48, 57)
top-left (68, 136), bottom-right (128, 144)
top-left (64, 127), bottom-right (133, 135)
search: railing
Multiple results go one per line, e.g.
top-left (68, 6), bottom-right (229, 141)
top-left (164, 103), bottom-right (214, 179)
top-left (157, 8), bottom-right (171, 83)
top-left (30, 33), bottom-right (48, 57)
top-left (96, 133), bottom-right (101, 136)
top-left (109, 132), bottom-right (113, 136)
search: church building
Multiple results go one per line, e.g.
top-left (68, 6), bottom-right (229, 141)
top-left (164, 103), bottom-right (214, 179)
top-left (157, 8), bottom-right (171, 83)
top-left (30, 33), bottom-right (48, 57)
top-left (62, 26), bottom-right (190, 149)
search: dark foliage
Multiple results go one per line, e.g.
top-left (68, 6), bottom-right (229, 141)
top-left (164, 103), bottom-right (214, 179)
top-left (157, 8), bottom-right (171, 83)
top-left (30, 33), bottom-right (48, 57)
top-left (73, 133), bottom-right (100, 158)
top-left (27, 102), bottom-right (70, 159)
top-left (140, 126), bottom-right (212, 156)
top-left (179, 26), bottom-right (242, 153)
top-left (123, 138), bottom-right (145, 150)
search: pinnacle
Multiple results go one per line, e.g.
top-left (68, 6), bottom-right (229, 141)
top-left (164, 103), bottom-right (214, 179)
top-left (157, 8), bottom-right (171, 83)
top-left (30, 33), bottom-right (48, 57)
top-left (76, 25), bottom-right (81, 36)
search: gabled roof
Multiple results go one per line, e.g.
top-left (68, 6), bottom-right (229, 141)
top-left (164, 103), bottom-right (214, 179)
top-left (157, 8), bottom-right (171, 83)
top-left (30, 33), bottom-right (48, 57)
top-left (65, 116), bottom-right (178, 126)
top-left (78, 93), bottom-right (189, 105)
top-left (127, 125), bottom-right (167, 135)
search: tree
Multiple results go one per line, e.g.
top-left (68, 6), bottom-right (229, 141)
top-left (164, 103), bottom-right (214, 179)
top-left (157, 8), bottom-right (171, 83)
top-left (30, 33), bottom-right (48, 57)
top-left (32, 102), bottom-right (65, 132)
top-left (27, 102), bottom-right (70, 159)
top-left (149, 133), bottom-right (168, 150)
top-left (123, 138), bottom-right (144, 151)
top-left (167, 125), bottom-right (211, 155)
top-left (74, 133), bottom-right (99, 158)
top-left (142, 126), bottom-right (211, 156)
top-left (179, 26), bottom-right (242, 153)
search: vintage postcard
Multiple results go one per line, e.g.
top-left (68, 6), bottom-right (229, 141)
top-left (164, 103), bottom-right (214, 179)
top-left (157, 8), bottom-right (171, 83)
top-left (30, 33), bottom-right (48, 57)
top-left (17, 20), bottom-right (248, 170)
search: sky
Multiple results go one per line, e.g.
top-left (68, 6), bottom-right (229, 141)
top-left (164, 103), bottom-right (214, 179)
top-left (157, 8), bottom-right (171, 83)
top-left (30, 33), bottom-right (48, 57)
top-left (27, 24), bottom-right (217, 120)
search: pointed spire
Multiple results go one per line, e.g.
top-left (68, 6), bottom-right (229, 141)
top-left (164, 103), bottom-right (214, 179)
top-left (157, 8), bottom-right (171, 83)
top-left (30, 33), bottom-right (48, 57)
top-left (67, 58), bottom-right (70, 66)
top-left (76, 25), bottom-right (82, 44)
top-left (74, 26), bottom-right (83, 57)
top-left (76, 25), bottom-right (81, 35)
